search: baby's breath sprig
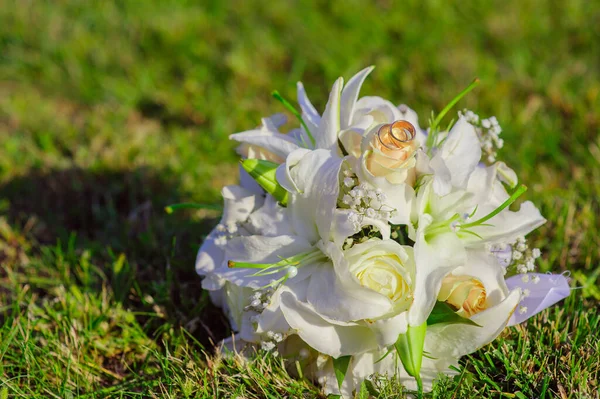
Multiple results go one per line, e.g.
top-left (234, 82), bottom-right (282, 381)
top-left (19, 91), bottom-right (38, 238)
top-left (339, 171), bottom-right (396, 231)
top-left (459, 109), bottom-right (504, 164)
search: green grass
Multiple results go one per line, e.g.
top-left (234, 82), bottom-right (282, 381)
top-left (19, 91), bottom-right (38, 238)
top-left (0, 0), bottom-right (599, 397)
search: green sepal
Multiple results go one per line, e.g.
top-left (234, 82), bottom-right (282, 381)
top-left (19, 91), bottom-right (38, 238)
top-left (427, 301), bottom-right (481, 327)
top-left (240, 159), bottom-right (289, 206)
top-left (332, 355), bottom-right (352, 391)
top-left (395, 321), bottom-right (427, 395)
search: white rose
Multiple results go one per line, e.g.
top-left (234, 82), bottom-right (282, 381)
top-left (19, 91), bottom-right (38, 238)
top-left (279, 239), bottom-right (416, 358)
top-left (437, 275), bottom-right (488, 318)
top-left (344, 239), bottom-right (414, 307)
top-left (360, 121), bottom-right (419, 185)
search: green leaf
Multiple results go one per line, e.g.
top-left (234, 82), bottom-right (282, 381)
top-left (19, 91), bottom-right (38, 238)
top-left (395, 322), bottom-right (427, 397)
top-left (272, 90), bottom-right (315, 147)
top-left (240, 159), bottom-right (289, 205)
top-left (374, 347), bottom-right (394, 363)
top-left (427, 301), bottom-right (481, 327)
top-left (427, 78), bottom-right (480, 153)
top-left (332, 355), bottom-right (352, 390)
top-left (357, 380), bottom-right (370, 399)
top-left (460, 184), bottom-right (527, 229)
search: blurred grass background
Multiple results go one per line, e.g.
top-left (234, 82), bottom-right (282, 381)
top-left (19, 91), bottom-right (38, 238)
top-left (0, 0), bottom-right (599, 397)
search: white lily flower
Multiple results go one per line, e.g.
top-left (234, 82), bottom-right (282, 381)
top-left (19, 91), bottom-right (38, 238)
top-left (418, 117), bottom-right (482, 196)
top-left (276, 148), bottom-right (345, 243)
top-left (407, 160), bottom-right (545, 326)
top-left (232, 67), bottom-right (425, 166)
top-left (424, 251), bottom-right (522, 367)
top-left (195, 184), bottom-right (263, 278)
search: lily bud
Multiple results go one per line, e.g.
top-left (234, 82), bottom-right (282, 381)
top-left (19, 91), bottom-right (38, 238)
top-left (241, 159), bottom-right (289, 205)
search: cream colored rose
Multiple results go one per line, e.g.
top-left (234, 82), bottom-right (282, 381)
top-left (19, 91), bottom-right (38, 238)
top-left (345, 239), bottom-right (415, 306)
top-left (437, 275), bottom-right (488, 318)
top-left (237, 143), bottom-right (285, 163)
top-left (362, 121), bottom-right (418, 185)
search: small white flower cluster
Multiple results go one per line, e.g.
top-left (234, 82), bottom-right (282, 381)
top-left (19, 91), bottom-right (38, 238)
top-left (214, 223), bottom-right (239, 246)
top-left (245, 287), bottom-right (275, 314)
top-left (260, 331), bottom-right (284, 356)
top-left (460, 109), bottom-right (504, 163)
top-left (520, 273), bottom-right (541, 285)
top-left (341, 172), bottom-right (395, 230)
top-left (511, 236), bottom-right (542, 274)
top-left (486, 236), bottom-right (542, 278)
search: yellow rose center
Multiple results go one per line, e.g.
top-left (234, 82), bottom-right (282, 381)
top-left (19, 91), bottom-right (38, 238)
top-left (354, 255), bottom-right (411, 302)
top-left (438, 276), bottom-right (488, 318)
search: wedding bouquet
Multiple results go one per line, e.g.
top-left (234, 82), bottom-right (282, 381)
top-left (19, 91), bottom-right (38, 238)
top-left (195, 67), bottom-right (570, 397)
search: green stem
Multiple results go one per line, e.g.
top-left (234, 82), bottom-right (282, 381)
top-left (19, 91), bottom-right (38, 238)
top-left (461, 184), bottom-right (527, 228)
top-left (416, 375), bottom-right (424, 399)
top-left (228, 250), bottom-right (322, 270)
top-left (272, 90), bottom-right (316, 148)
top-left (228, 260), bottom-right (294, 269)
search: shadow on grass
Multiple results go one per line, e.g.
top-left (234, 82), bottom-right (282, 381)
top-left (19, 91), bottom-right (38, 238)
top-left (0, 166), bottom-right (230, 348)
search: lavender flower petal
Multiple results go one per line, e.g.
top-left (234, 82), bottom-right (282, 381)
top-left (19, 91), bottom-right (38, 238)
top-left (506, 273), bottom-right (571, 326)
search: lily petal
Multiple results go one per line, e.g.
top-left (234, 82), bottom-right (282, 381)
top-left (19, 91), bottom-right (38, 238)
top-left (305, 256), bottom-right (393, 322)
top-left (431, 118), bottom-right (481, 194)
top-left (467, 201), bottom-right (546, 245)
top-left (296, 81), bottom-right (321, 132)
top-left (230, 129), bottom-right (300, 161)
top-left (409, 214), bottom-right (467, 326)
top-left (340, 66), bottom-right (375, 128)
top-left (247, 195), bottom-right (295, 237)
top-left (230, 115), bottom-right (301, 160)
top-left (316, 77), bottom-right (344, 151)
top-left (425, 289), bottom-right (521, 359)
top-left (283, 149), bottom-right (345, 243)
top-left (280, 288), bottom-right (379, 358)
top-left (216, 235), bottom-right (314, 288)
top-left (195, 185), bottom-right (259, 276)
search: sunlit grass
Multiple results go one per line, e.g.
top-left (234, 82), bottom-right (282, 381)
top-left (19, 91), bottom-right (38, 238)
top-left (0, 0), bottom-right (598, 397)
